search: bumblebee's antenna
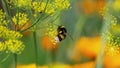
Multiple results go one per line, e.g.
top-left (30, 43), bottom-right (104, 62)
top-left (67, 33), bottom-right (74, 41)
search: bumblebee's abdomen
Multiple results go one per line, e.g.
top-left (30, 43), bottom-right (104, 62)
top-left (57, 34), bottom-right (66, 41)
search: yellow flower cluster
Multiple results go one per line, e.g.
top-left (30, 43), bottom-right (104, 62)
top-left (32, 2), bottom-right (46, 13)
top-left (99, 7), bottom-right (117, 27)
top-left (99, 7), bottom-right (120, 56)
top-left (45, 3), bottom-right (55, 14)
top-left (32, 2), bottom-right (55, 14)
top-left (0, 26), bottom-right (23, 40)
top-left (55, 0), bottom-right (70, 10)
top-left (8, 0), bottom-right (70, 15)
top-left (0, 26), bottom-right (24, 54)
top-left (0, 40), bottom-right (24, 54)
top-left (105, 44), bottom-right (120, 56)
top-left (12, 13), bottom-right (29, 27)
top-left (9, 0), bottom-right (32, 8)
top-left (0, 9), bottom-right (8, 26)
top-left (44, 24), bottom-right (57, 43)
top-left (32, 0), bottom-right (70, 14)
top-left (110, 15), bottom-right (117, 27)
top-left (104, 32), bottom-right (120, 56)
top-left (5, 40), bottom-right (25, 54)
top-left (3, 30), bottom-right (23, 40)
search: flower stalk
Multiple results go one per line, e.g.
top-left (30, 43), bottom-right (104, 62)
top-left (33, 32), bottom-right (38, 68)
top-left (13, 54), bottom-right (17, 68)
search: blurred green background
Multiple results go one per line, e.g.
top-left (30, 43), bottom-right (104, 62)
top-left (1, 0), bottom-right (120, 68)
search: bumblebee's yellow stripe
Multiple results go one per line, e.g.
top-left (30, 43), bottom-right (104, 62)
top-left (59, 31), bottom-right (62, 33)
top-left (59, 34), bottom-right (65, 39)
top-left (60, 26), bottom-right (64, 28)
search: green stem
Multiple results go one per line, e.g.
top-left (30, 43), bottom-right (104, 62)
top-left (13, 54), bottom-right (17, 68)
top-left (73, 15), bottom-right (87, 40)
top-left (33, 32), bottom-right (38, 68)
top-left (96, 1), bottom-right (112, 68)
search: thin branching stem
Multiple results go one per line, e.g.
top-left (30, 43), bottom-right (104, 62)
top-left (1, 0), bottom-right (12, 29)
top-left (21, 0), bottom-right (50, 33)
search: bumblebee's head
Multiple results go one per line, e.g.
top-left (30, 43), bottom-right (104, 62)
top-left (57, 26), bottom-right (67, 34)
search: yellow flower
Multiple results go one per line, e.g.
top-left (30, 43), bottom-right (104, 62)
top-left (5, 40), bottom-right (25, 54)
top-left (32, 2), bottom-right (46, 13)
top-left (55, 0), bottom-right (70, 10)
top-left (17, 64), bottom-right (37, 68)
top-left (73, 62), bottom-right (95, 68)
top-left (51, 63), bottom-right (71, 68)
top-left (32, 0), bottom-right (70, 15)
top-left (0, 9), bottom-right (5, 21)
top-left (0, 25), bottom-right (24, 54)
top-left (3, 30), bottom-right (23, 40)
top-left (0, 42), bottom-right (6, 52)
top-left (104, 32), bottom-right (120, 56)
top-left (32, 2), bottom-right (55, 14)
top-left (0, 9), bottom-right (8, 26)
top-left (0, 25), bottom-right (23, 40)
top-left (16, 63), bottom-right (71, 68)
top-left (80, 0), bottom-right (106, 15)
top-left (41, 24), bottom-right (58, 51)
top-left (18, 0), bottom-right (32, 7)
top-left (104, 54), bottom-right (120, 68)
top-left (45, 3), bottom-right (55, 14)
top-left (110, 15), bottom-right (117, 27)
top-left (9, 0), bottom-right (32, 8)
top-left (0, 26), bottom-right (8, 37)
top-left (99, 8), bottom-right (117, 27)
top-left (105, 44), bottom-right (120, 56)
top-left (45, 24), bottom-right (57, 43)
top-left (12, 13), bottom-right (29, 27)
top-left (72, 36), bottom-right (101, 59)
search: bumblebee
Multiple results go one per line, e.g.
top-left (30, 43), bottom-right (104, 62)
top-left (54, 25), bottom-right (73, 43)
top-left (55, 26), bottom-right (67, 42)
